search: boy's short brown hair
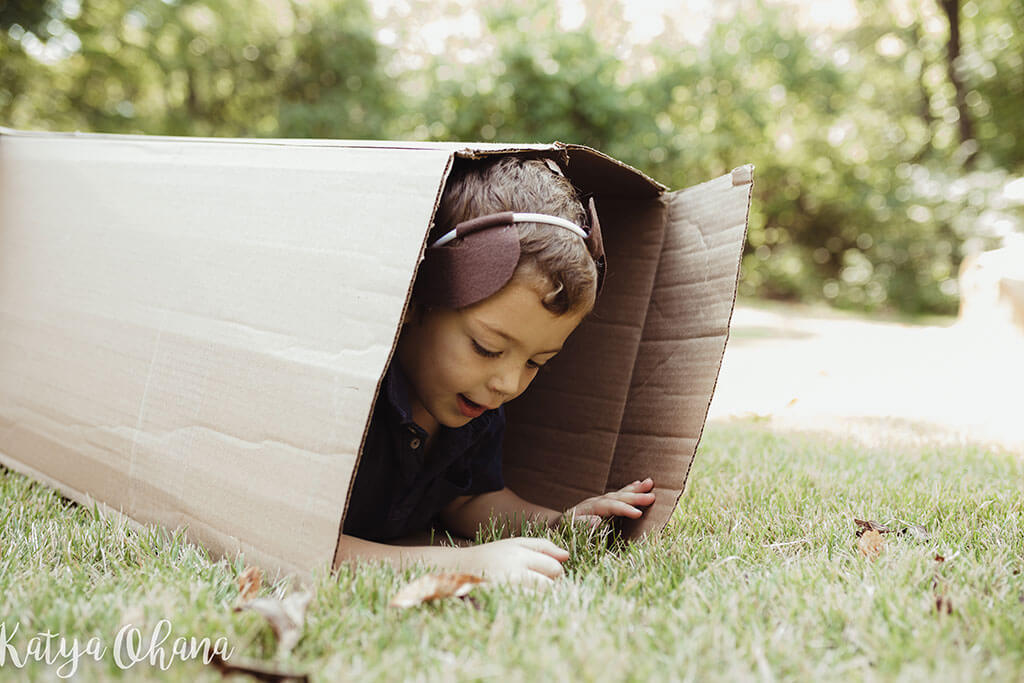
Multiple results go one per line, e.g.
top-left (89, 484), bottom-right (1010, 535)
top-left (434, 156), bottom-right (599, 315)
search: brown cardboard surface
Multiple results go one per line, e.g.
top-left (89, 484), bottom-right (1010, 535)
top-left (614, 167), bottom-right (754, 538)
top-left (502, 196), bottom-right (668, 509)
top-left (0, 127), bottom-right (751, 577)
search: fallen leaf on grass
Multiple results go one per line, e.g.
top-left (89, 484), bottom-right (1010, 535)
top-left (237, 566), bottom-right (263, 603)
top-left (898, 524), bottom-right (931, 541)
top-left (857, 529), bottom-right (885, 559)
top-left (235, 592), bottom-right (312, 655)
top-left (390, 572), bottom-right (485, 608)
top-left (208, 652), bottom-right (308, 682)
top-left (854, 519), bottom-right (891, 537)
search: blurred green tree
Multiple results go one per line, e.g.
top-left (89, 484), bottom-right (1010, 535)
top-left (0, 0), bottom-right (53, 33)
top-left (0, 0), bottom-right (396, 138)
top-left (405, 0), bottom-right (637, 152)
top-left (1, 0), bottom-right (1021, 315)
top-left (276, 0), bottom-right (399, 139)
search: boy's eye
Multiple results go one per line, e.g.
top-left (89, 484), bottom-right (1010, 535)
top-left (472, 339), bottom-right (546, 371)
top-left (471, 339), bottom-right (501, 358)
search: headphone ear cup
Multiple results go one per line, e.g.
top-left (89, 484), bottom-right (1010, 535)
top-left (415, 227), bottom-right (522, 309)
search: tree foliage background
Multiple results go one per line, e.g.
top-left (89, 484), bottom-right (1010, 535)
top-left (2, 0), bottom-right (1022, 315)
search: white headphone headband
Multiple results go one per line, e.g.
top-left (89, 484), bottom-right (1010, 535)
top-left (429, 212), bottom-right (586, 248)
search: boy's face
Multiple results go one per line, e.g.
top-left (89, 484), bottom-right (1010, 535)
top-left (396, 276), bottom-right (587, 435)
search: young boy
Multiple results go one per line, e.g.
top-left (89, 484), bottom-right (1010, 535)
top-left (337, 156), bottom-right (656, 587)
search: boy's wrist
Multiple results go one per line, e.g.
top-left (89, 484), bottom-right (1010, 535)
top-left (544, 509), bottom-right (568, 529)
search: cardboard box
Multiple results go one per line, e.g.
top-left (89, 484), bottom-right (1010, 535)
top-left (0, 127), bottom-right (752, 577)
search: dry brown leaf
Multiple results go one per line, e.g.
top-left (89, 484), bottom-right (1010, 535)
top-left (857, 529), bottom-right (885, 559)
top-left (389, 572), bottom-right (485, 608)
top-left (854, 519), bottom-right (891, 537)
top-left (237, 566), bottom-right (263, 602)
top-left (898, 524), bottom-right (931, 541)
top-left (235, 591), bottom-right (312, 654)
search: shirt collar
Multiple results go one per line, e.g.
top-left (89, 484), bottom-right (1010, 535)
top-left (384, 360), bottom-right (418, 426)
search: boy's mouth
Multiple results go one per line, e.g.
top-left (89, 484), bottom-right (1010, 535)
top-left (457, 393), bottom-right (487, 419)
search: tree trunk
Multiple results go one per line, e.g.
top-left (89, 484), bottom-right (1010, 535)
top-left (909, 23), bottom-right (935, 163)
top-left (937, 0), bottom-right (977, 167)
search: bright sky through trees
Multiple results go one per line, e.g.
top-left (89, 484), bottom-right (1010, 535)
top-left (369, 0), bottom-right (862, 54)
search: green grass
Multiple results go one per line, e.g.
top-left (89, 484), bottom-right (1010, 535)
top-left (1, 419), bottom-right (1022, 681)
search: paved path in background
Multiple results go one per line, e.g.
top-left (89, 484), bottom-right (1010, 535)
top-left (708, 303), bottom-right (1024, 451)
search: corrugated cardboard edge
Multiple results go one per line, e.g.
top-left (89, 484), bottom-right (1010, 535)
top-left (558, 142), bottom-right (668, 196)
top-left (669, 164), bottom-right (754, 528)
top-left (332, 152), bottom-right (458, 567)
top-left (0, 126), bottom-right (558, 155)
top-left (454, 141), bottom-right (668, 198)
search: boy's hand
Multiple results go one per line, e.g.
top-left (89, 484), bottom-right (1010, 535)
top-left (458, 537), bottom-right (569, 587)
top-left (559, 477), bottom-right (656, 528)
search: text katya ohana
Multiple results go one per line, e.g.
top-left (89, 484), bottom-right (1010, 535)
top-left (0, 619), bottom-right (234, 678)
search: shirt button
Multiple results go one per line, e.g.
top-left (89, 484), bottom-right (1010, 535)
top-left (409, 438), bottom-right (421, 449)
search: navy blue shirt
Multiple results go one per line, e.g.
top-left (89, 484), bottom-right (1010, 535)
top-left (342, 362), bottom-right (506, 542)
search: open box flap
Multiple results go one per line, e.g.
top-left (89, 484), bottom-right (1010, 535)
top-left (615, 165), bottom-right (754, 537)
top-left (503, 166), bottom-right (753, 525)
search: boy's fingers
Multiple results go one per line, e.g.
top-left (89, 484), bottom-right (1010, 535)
top-left (625, 492), bottom-right (656, 504)
top-left (620, 478), bottom-right (655, 493)
top-left (525, 552), bottom-right (566, 579)
top-left (517, 572), bottom-right (556, 590)
top-left (608, 491), bottom-right (656, 506)
top-left (618, 503), bottom-right (643, 518)
top-left (514, 537), bottom-right (570, 561)
top-left (600, 500), bottom-right (643, 518)
top-left (563, 511), bottom-right (602, 528)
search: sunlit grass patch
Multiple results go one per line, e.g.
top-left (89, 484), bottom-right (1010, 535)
top-left (1, 419), bottom-right (1022, 681)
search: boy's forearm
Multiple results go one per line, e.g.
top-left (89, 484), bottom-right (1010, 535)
top-left (442, 487), bottom-right (562, 538)
top-left (335, 533), bottom-right (461, 570)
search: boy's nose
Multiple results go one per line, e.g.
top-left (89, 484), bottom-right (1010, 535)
top-left (487, 363), bottom-right (521, 400)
